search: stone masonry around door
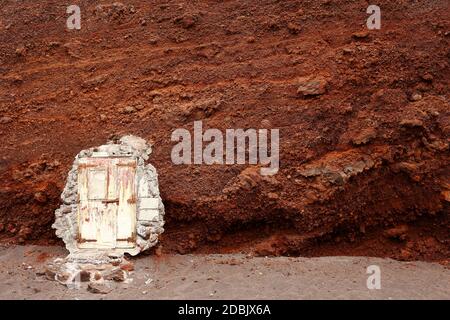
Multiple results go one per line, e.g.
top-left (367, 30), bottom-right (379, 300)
top-left (52, 135), bottom-right (165, 261)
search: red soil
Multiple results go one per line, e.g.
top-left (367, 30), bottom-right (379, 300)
top-left (0, 1), bottom-right (449, 262)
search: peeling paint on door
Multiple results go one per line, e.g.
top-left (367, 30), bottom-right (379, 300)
top-left (77, 157), bottom-right (136, 249)
top-left (53, 135), bottom-right (165, 257)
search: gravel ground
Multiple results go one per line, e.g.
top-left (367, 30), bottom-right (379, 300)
top-left (0, 245), bottom-right (448, 300)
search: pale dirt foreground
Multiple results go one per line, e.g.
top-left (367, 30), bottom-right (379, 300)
top-left (0, 245), bottom-right (448, 300)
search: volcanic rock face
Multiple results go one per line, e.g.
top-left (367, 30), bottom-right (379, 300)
top-left (0, 1), bottom-right (449, 261)
top-left (52, 135), bottom-right (164, 257)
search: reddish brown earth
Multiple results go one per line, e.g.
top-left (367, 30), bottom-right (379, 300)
top-left (0, 1), bottom-right (449, 262)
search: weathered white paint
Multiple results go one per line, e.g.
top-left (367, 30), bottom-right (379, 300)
top-left (87, 169), bottom-right (107, 200)
top-left (91, 151), bottom-right (110, 158)
top-left (116, 159), bottom-right (136, 248)
top-left (139, 209), bottom-right (159, 221)
top-left (53, 135), bottom-right (165, 258)
top-left (138, 198), bottom-right (159, 221)
top-left (77, 157), bottom-right (137, 249)
top-left (140, 198), bottom-right (159, 209)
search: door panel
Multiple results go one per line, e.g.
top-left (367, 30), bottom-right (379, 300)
top-left (77, 157), bottom-right (136, 250)
top-left (96, 203), bottom-right (116, 247)
top-left (87, 169), bottom-right (107, 200)
top-left (116, 159), bottom-right (137, 248)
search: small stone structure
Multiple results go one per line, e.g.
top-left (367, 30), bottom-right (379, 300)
top-left (52, 135), bottom-right (165, 261)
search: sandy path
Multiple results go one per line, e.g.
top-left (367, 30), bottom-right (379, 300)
top-left (0, 245), bottom-right (448, 300)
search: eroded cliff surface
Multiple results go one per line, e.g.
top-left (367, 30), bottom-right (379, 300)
top-left (0, 1), bottom-right (448, 261)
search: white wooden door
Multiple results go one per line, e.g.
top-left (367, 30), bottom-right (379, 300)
top-left (77, 157), bottom-right (136, 249)
top-left (116, 159), bottom-right (137, 248)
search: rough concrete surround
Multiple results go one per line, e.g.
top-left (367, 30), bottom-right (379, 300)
top-left (52, 135), bottom-right (165, 259)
